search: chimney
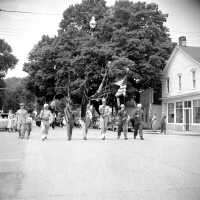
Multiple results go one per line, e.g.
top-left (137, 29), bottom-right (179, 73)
top-left (179, 36), bottom-right (186, 47)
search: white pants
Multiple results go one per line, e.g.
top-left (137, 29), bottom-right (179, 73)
top-left (100, 116), bottom-right (109, 138)
top-left (41, 121), bottom-right (50, 139)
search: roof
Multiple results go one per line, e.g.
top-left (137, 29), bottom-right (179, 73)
top-left (180, 46), bottom-right (200, 63)
top-left (162, 45), bottom-right (200, 75)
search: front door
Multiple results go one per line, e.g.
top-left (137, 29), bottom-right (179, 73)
top-left (185, 109), bottom-right (190, 131)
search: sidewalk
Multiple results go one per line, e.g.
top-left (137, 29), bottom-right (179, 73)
top-left (143, 129), bottom-right (200, 136)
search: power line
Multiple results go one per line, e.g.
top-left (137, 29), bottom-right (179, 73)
top-left (0, 8), bottom-right (61, 16)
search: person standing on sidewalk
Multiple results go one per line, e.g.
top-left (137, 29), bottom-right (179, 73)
top-left (160, 115), bottom-right (167, 134)
top-left (16, 103), bottom-right (28, 139)
top-left (151, 114), bottom-right (157, 133)
top-left (133, 104), bottom-right (144, 140)
top-left (7, 110), bottom-right (14, 132)
top-left (117, 104), bottom-right (129, 140)
top-left (99, 98), bottom-right (111, 140)
top-left (40, 104), bottom-right (53, 141)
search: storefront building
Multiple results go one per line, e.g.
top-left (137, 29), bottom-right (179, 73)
top-left (162, 37), bottom-right (200, 131)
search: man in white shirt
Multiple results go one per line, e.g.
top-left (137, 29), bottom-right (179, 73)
top-left (99, 98), bottom-right (111, 140)
top-left (16, 103), bottom-right (28, 139)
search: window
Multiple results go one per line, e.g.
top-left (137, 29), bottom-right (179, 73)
top-left (184, 101), bottom-right (191, 108)
top-left (193, 100), bottom-right (200, 123)
top-left (168, 103), bottom-right (174, 123)
top-left (176, 102), bottom-right (183, 123)
top-left (192, 71), bottom-right (196, 89)
top-left (167, 78), bottom-right (169, 93)
top-left (178, 75), bottom-right (182, 90)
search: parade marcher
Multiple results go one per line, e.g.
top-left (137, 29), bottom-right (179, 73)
top-left (117, 104), bottom-right (129, 140)
top-left (82, 104), bottom-right (93, 140)
top-left (16, 103), bottom-right (28, 139)
top-left (160, 115), bottom-right (167, 134)
top-left (7, 110), bottom-right (14, 132)
top-left (99, 98), bottom-right (111, 140)
top-left (40, 103), bottom-right (53, 141)
top-left (24, 111), bottom-right (33, 139)
top-left (133, 103), bottom-right (144, 140)
top-left (64, 98), bottom-right (74, 140)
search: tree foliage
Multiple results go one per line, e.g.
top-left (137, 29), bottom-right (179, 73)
top-left (24, 0), bottom-right (174, 105)
top-left (0, 39), bottom-right (18, 78)
top-left (3, 77), bottom-right (36, 112)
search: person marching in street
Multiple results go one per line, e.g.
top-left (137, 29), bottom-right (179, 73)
top-left (24, 110), bottom-right (33, 139)
top-left (16, 103), bottom-right (28, 139)
top-left (82, 104), bottom-right (93, 140)
top-left (117, 104), bottom-right (129, 140)
top-left (64, 97), bottom-right (74, 141)
top-left (40, 103), bottom-right (53, 141)
top-left (133, 103), bottom-right (144, 140)
top-left (99, 97), bottom-right (111, 140)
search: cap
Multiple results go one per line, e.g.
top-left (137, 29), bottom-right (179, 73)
top-left (19, 103), bottom-right (25, 106)
top-left (137, 103), bottom-right (142, 108)
top-left (44, 103), bottom-right (49, 108)
top-left (102, 97), bottom-right (106, 102)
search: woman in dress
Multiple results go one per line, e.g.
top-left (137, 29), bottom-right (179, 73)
top-left (7, 110), bottom-right (14, 132)
top-left (40, 104), bottom-right (53, 141)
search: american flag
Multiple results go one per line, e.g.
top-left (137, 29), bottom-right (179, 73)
top-left (114, 78), bottom-right (127, 97)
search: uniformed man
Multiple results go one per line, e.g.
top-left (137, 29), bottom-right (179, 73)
top-left (16, 103), bottom-right (28, 139)
top-left (117, 104), bottom-right (129, 140)
top-left (99, 98), bottom-right (111, 140)
top-left (133, 103), bottom-right (144, 140)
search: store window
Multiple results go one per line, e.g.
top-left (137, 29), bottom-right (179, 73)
top-left (168, 103), bottom-right (174, 123)
top-left (176, 102), bottom-right (183, 123)
top-left (193, 99), bottom-right (200, 123)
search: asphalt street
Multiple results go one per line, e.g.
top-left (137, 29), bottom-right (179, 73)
top-left (0, 126), bottom-right (200, 200)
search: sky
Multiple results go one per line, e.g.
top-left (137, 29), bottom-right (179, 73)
top-left (0, 0), bottom-right (200, 78)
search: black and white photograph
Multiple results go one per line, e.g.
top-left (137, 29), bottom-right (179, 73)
top-left (0, 0), bottom-right (200, 199)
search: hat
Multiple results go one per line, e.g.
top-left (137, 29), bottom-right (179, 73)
top-left (44, 103), bottom-right (49, 108)
top-left (137, 103), bottom-right (142, 108)
top-left (19, 103), bottom-right (25, 106)
top-left (102, 97), bottom-right (106, 102)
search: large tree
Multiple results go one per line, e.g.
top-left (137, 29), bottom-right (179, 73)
top-left (3, 77), bottom-right (36, 112)
top-left (24, 0), bottom-right (174, 105)
top-left (0, 39), bottom-right (18, 78)
top-left (0, 39), bottom-right (18, 109)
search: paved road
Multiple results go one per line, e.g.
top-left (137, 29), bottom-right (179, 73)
top-left (1, 126), bottom-right (200, 200)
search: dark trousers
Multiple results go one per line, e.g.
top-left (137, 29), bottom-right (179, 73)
top-left (117, 121), bottom-right (128, 139)
top-left (67, 123), bottom-right (73, 140)
top-left (133, 123), bottom-right (143, 139)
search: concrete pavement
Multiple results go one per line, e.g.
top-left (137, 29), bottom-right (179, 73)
top-left (1, 127), bottom-right (200, 200)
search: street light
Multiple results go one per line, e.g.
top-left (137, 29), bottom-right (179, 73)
top-left (89, 16), bottom-right (96, 36)
top-left (89, 16), bottom-right (96, 29)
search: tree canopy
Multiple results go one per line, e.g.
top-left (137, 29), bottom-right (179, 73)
top-left (3, 77), bottom-right (36, 112)
top-left (24, 0), bottom-right (174, 106)
top-left (0, 39), bottom-right (18, 78)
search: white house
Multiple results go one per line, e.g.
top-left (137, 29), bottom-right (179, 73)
top-left (162, 37), bottom-right (200, 132)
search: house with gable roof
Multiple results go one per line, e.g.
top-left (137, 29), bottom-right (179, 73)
top-left (162, 36), bottom-right (200, 132)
